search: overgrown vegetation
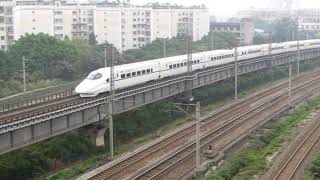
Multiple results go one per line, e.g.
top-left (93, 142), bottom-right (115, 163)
top-left (0, 32), bottom-right (236, 98)
top-left (307, 152), bottom-right (320, 179)
top-left (0, 130), bottom-right (99, 180)
top-left (0, 21), bottom-right (319, 179)
top-left (209, 95), bottom-right (320, 180)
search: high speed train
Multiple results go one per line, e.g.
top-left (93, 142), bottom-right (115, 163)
top-left (75, 39), bottom-right (320, 97)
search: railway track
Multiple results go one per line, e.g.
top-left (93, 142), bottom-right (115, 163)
top-left (130, 76), bottom-right (320, 180)
top-left (0, 93), bottom-right (105, 125)
top-left (273, 114), bottom-right (320, 180)
top-left (86, 70), bottom-right (320, 180)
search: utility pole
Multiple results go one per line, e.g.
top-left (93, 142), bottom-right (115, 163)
top-left (186, 35), bottom-right (193, 101)
top-left (172, 102), bottom-right (201, 171)
top-left (108, 45), bottom-right (115, 159)
top-left (195, 101), bottom-right (200, 171)
top-left (22, 56), bottom-right (26, 92)
top-left (104, 41), bottom-right (107, 67)
top-left (163, 38), bottom-right (166, 58)
top-left (288, 62), bottom-right (292, 107)
top-left (211, 31), bottom-right (214, 50)
top-left (268, 32), bottom-right (272, 69)
top-left (234, 46), bottom-right (238, 101)
top-left (297, 34), bottom-right (300, 75)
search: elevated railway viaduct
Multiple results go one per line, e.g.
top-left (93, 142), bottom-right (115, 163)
top-left (0, 48), bottom-right (320, 155)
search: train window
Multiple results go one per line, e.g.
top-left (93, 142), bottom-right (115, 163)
top-left (147, 69), bottom-right (151, 73)
top-left (87, 73), bottom-right (103, 80)
top-left (137, 71), bottom-right (141, 75)
top-left (197, 60), bottom-right (200, 63)
top-left (169, 65), bottom-right (173, 69)
top-left (173, 64), bottom-right (176, 68)
top-left (214, 57), bottom-right (217, 60)
top-left (132, 72), bottom-right (136, 76)
top-left (142, 70), bottom-right (146, 74)
top-left (126, 73), bottom-right (131, 77)
top-left (211, 57), bottom-right (214, 61)
top-left (151, 69), bottom-right (153, 72)
top-left (184, 62), bottom-right (187, 66)
top-left (177, 63), bottom-right (180, 67)
top-left (121, 74), bottom-right (125, 78)
top-left (181, 63), bottom-right (183, 66)
top-left (106, 78), bottom-right (110, 82)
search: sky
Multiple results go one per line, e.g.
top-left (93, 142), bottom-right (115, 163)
top-left (129, 0), bottom-right (320, 20)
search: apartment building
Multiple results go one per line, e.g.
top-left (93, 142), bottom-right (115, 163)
top-left (0, 0), bottom-right (210, 51)
top-left (237, 8), bottom-right (320, 36)
top-left (14, 1), bottom-right (95, 41)
top-left (210, 18), bottom-right (255, 46)
top-left (152, 7), bottom-right (209, 42)
top-left (0, 0), bottom-right (14, 50)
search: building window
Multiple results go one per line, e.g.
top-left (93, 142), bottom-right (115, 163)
top-left (73, 18), bottom-right (76, 22)
top-left (1, 45), bottom-right (5, 49)
top-left (54, 26), bottom-right (63, 30)
top-left (54, 18), bottom-right (63, 23)
top-left (72, 11), bottom-right (77, 15)
top-left (0, 36), bottom-right (4, 40)
top-left (54, 11), bottom-right (62, 15)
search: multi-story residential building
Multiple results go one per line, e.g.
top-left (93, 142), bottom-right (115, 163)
top-left (1, 0), bottom-right (210, 51)
top-left (237, 8), bottom-right (320, 37)
top-left (14, 1), bottom-right (95, 41)
top-left (0, 0), bottom-right (15, 50)
top-left (152, 6), bottom-right (209, 42)
top-left (210, 18), bottom-right (255, 46)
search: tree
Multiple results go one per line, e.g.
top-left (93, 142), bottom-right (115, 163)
top-left (88, 32), bottom-right (98, 46)
top-left (7, 33), bottom-right (79, 80)
top-left (272, 17), bottom-right (298, 42)
top-left (253, 34), bottom-right (267, 45)
top-left (0, 50), bottom-right (8, 81)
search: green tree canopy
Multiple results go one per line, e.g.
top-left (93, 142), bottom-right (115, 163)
top-left (272, 17), bottom-right (298, 42)
top-left (7, 33), bottom-right (80, 80)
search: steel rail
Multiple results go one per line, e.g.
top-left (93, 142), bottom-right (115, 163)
top-left (130, 77), bottom-right (320, 180)
top-left (89, 69), bottom-right (320, 180)
top-left (273, 114), bottom-right (320, 180)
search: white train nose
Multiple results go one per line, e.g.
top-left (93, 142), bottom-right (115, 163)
top-left (75, 81), bottom-right (92, 94)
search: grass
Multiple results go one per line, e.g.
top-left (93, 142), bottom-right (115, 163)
top-left (208, 96), bottom-right (320, 180)
top-left (48, 155), bottom-right (105, 180)
top-left (305, 147), bottom-right (320, 179)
